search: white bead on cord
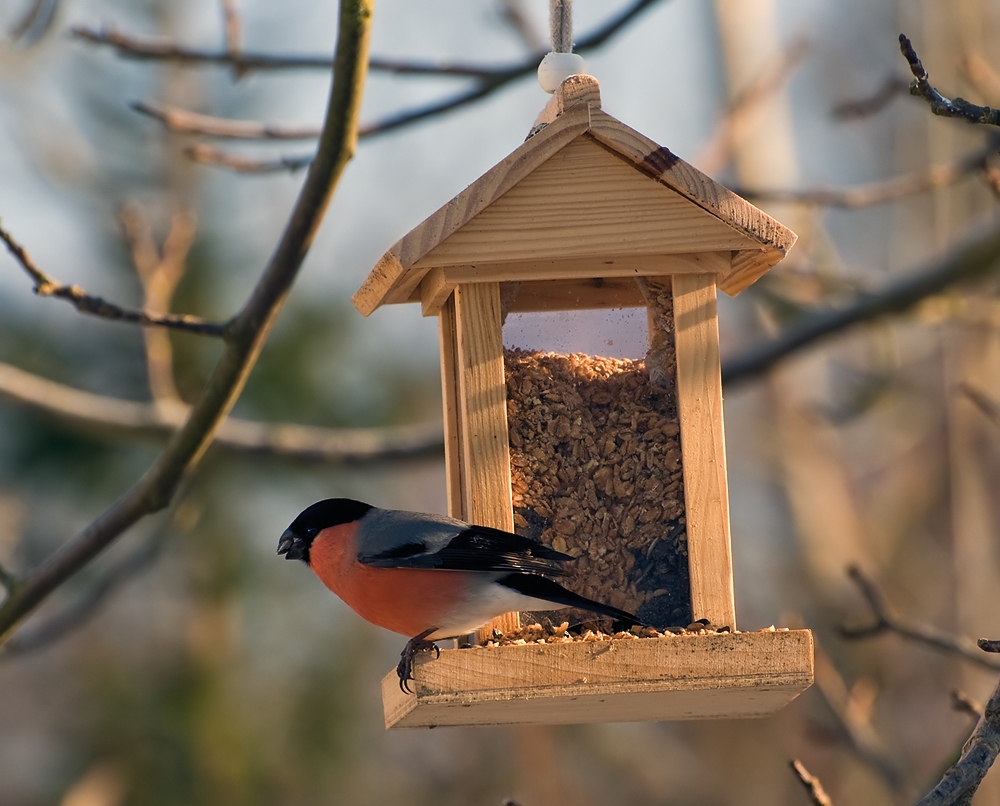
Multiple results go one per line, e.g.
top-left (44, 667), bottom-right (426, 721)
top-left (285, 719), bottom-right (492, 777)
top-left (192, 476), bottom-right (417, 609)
top-left (538, 0), bottom-right (590, 94)
top-left (537, 52), bottom-right (589, 93)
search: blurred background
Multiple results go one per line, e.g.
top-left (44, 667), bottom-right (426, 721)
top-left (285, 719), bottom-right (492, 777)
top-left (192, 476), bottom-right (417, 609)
top-left (1, 0), bottom-right (1000, 804)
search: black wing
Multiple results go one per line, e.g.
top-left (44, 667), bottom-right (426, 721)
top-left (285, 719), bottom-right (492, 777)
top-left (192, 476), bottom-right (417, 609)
top-left (359, 524), bottom-right (572, 576)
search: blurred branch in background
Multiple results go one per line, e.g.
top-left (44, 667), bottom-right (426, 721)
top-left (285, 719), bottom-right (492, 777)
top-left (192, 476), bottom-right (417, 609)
top-left (497, 0), bottom-right (547, 52)
top-left (722, 224), bottom-right (1000, 386)
top-left (0, 0), bottom-right (374, 646)
top-left (900, 34), bottom-right (1000, 127)
top-left (0, 362), bottom-right (443, 464)
top-left (0, 222), bottom-right (226, 337)
top-left (952, 689), bottom-right (985, 720)
top-left (812, 641), bottom-right (903, 791)
top-left (831, 74), bottom-right (909, 120)
top-left (789, 760), bottom-right (834, 806)
top-left (73, 0), bottom-right (665, 77)
top-left (132, 100), bottom-right (322, 140)
top-left (961, 383), bottom-right (1000, 429)
top-left (74, 0), bottom-right (668, 174)
top-left (6, 0), bottom-right (60, 45)
top-left (0, 529), bottom-right (167, 658)
top-left (694, 35), bottom-right (809, 176)
top-left (732, 136), bottom-right (1000, 208)
top-left (118, 205), bottom-right (198, 407)
top-left (914, 641), bottom-right (1000, 806)
top-left (184, 144), bottom-right (314, 174)
top-left (840, 566), bottom-right (1000, 671)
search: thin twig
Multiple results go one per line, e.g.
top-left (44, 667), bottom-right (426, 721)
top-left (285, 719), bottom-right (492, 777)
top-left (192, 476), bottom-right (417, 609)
top-left (220, 0), bottom-right (242, 55)
top-left (0, 0), bottom-right (374, 647)
top-left (962, 383), bottom-right (1000, 426)
top-left (790, 760), bottom-right (834, 806)
top-left (915, 663), bottom-right (1000, 806)
top-left (0, 222), bottom-right (226, 337)
top-left (952, 690), bottom-right (985, 720)
top-left (900, 34), bottom-right (1000, 126)
top-left (722, 223), bottom-right (1000, 386)
top-left (839, 566), bottom-right (1000, 670)
top-left (831, 75), bottom-right (909, 120)
top-left (732, 137), bottom-right (998, 209)
top-left (184, 144), bottom-right (314, 174)
top-left (0, 361), bottom-right (442, 464)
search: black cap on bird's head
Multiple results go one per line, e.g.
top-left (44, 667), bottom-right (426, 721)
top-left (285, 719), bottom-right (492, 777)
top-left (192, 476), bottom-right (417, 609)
top-left (277, 498), bottom-right (374, 564)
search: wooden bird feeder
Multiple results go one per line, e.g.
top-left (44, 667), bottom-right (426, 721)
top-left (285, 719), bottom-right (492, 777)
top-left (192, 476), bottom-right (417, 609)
top-left (354, 75), bottom-right (814, 729)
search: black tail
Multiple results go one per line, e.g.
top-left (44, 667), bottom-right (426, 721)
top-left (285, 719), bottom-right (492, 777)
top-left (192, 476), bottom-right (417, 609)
top-left (497, 573), bottom-right (644, 626)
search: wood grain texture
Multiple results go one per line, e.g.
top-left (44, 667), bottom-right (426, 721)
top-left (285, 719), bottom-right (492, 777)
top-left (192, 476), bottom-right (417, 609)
top-left (673, 274), bottom-right (736, 629)
top-left (453, 283), bottom-right (518, 639)
top-left (505, 277), bottom-right (647, 312)
top-left (382, 629), bottom-right (814, 728)
top-left (533, 74), bottom-right (602, 128)
top-left (416, 136), bottom-right (758, 268)
top-left (438, 297), bottom-right (464, 518)
top-left (352, 107), bottom-right (592, 315)
top-left (419, 267), bottom-right (453, 317)
top-left (413, 252), bottom-right (732, 315)
top-left (587, 110), bottom-right (797, 295)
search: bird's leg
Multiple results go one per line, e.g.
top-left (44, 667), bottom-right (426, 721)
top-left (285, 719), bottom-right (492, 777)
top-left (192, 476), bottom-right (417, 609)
top-left (397, 627), bottom-right (440, 693)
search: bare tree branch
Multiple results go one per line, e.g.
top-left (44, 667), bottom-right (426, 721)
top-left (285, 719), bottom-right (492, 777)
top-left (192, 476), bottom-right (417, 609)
top-left (722, 223), bottom-right (1000, 386)
top-left (0, 221), bottom-right (226, 337)
top-left (953, 690), bottom-right (985, 720)
top-left (0, 361), bottom-right (443, 464)
top-left (184, 144), bottom-right (314, 174)
top-left (731, 137), bottom-right (998, 209)
top-left (790, 760), bottom-right (834, 806)
top-left (916, 658), bottom-right (1000, 806)
top-left (839, 566), bottom-right (1000, 671)
top-left (831, 75), bottom-right (908, 120)
top-left (0, 0), bottom-right (375, 647)
top-left (900, 34), bottom-right (1000, 127)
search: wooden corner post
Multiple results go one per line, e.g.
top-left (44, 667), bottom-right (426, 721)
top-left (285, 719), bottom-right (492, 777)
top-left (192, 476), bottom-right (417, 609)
top-left (672, 272), bottom-right (736, 630)
top-left (452, 282), bottom-right (519, 637)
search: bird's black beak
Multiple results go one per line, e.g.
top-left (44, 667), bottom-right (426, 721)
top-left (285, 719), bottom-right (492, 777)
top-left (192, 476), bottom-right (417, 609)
top-left (277, 529), bottom-right (306, 561)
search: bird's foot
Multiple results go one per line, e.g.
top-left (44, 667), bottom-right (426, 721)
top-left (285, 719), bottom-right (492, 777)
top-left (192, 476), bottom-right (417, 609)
top-left (397, 628), bottom-right (440, 694)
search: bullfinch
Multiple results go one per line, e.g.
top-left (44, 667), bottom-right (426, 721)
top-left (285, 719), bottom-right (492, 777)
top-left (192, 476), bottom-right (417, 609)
top-left (278, 498), bottom-right (641, 691)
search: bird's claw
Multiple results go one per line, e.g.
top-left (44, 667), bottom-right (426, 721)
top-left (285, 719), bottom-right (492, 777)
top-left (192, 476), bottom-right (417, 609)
top-left (397, 628), bottom-right (439, 694)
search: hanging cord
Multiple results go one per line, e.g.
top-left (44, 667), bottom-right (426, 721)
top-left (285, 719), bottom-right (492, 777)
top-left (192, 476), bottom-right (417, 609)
top-left (537, 0), bottom-right (588, 94)
top-left (550, 0), bottom-right (573, 53)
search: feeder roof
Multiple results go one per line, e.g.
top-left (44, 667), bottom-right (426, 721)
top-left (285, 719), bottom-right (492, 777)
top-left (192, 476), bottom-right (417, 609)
top-left (353, 75), bottom-right (796, 317)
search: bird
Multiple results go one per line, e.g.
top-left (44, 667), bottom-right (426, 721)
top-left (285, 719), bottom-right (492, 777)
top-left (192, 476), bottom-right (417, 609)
top-left (277, 498), bottom-right (642, 692)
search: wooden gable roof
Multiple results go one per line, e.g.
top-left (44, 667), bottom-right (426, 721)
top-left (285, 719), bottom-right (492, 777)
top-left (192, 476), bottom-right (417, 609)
top-left (353, 75), bottom-right (796, 317)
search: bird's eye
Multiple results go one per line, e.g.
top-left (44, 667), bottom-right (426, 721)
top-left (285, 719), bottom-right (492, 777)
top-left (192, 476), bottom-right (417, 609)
top-left (305, 526), bottom-right (319, 539)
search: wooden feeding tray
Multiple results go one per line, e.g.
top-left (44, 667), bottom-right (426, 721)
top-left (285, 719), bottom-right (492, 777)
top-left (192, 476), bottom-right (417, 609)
top-left (354, 74), bottom-right (813, 729)
top-left (383, 629), bottom-right (814, 728)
